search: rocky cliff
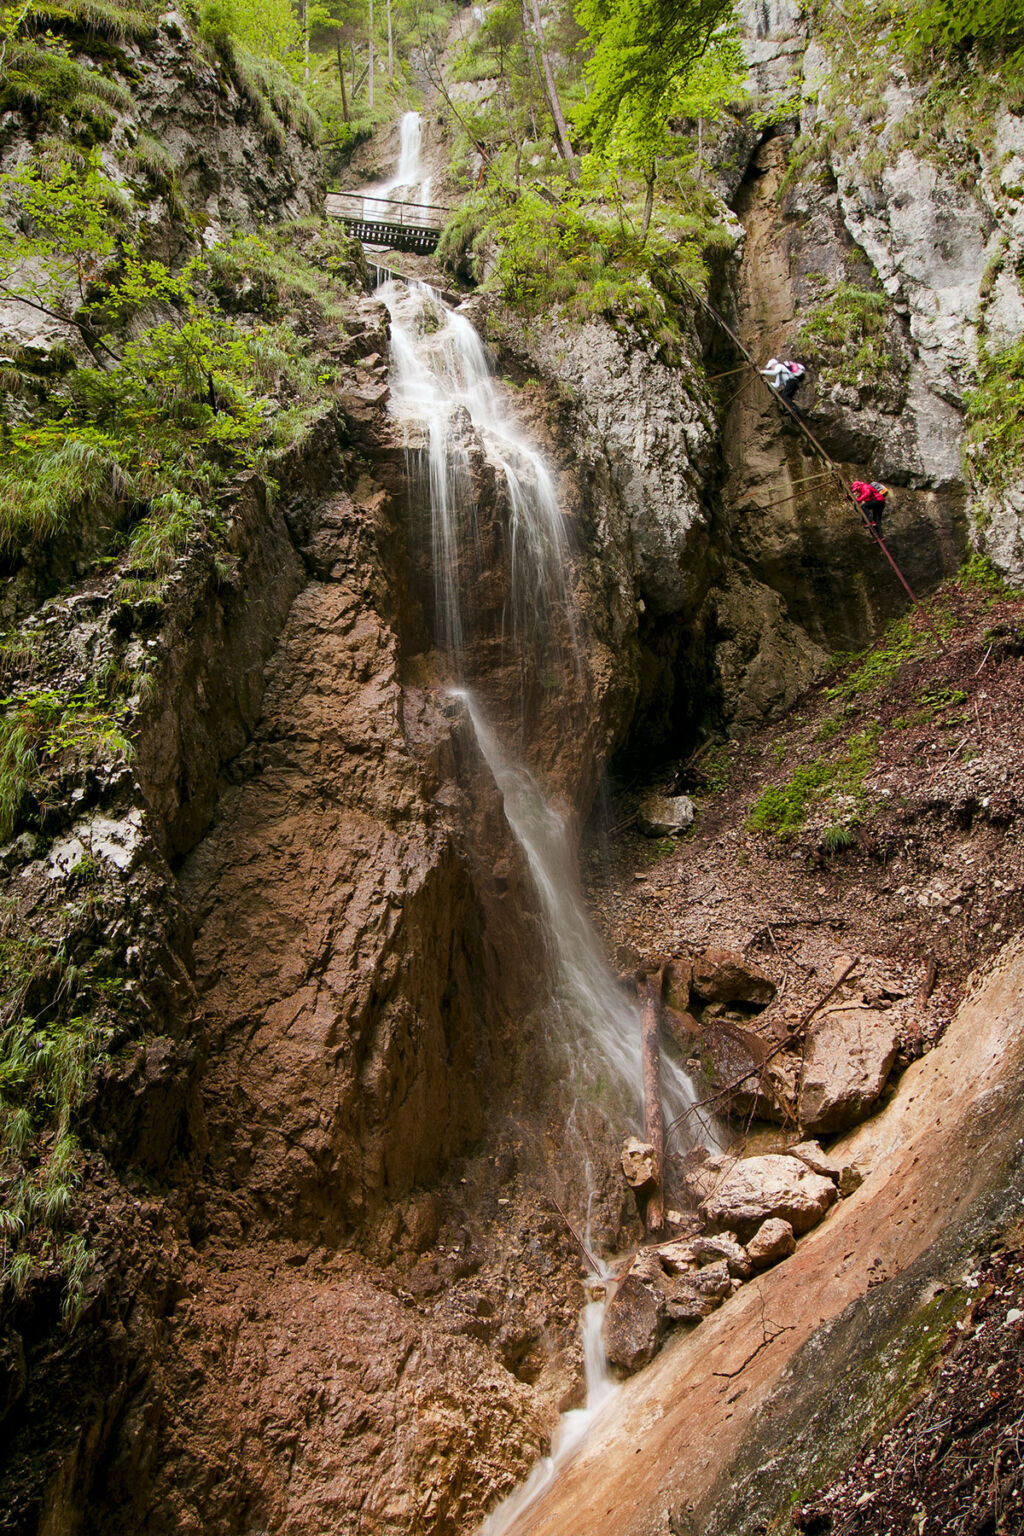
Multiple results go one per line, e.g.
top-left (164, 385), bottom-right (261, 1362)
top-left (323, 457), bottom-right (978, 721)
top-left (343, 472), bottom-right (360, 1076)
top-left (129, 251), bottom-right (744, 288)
top-left (2, 1), bottom-right (1024, 1533)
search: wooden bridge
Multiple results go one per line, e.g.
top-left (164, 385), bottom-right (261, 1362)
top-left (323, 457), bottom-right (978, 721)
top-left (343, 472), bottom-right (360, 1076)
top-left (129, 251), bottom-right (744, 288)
top-left (326, 191), bottom-right (447, 254)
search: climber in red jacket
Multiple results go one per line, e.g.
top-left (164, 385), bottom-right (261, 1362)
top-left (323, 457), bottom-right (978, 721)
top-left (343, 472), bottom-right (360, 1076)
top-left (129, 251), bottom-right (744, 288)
top-left (851, 480), bottom-right (889, 535)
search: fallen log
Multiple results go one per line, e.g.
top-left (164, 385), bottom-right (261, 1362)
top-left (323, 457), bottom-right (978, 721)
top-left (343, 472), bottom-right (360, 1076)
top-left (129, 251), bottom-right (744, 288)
top-left (641, 966), bottom-right (666, 1235)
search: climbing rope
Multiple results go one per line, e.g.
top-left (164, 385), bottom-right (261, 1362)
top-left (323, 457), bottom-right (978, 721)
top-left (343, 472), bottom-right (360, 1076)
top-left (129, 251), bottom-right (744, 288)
top-left (676, 276), bottom-right (947, 651)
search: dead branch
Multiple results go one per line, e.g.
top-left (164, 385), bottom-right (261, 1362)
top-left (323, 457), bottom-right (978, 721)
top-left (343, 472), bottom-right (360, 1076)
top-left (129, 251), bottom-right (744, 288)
top-left (641, 965), bottom-right (667, 1235)
top-left (918, 956), bottom-right (938, 1008)
top-left (548, 1195), bottom-right (601, 1275)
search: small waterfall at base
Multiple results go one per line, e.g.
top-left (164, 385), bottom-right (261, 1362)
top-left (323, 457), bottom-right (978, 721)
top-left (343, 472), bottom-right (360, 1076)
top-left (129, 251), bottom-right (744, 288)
top-left (479, 1275), bottom-right (617, 1536)
top-left (378, 268), bottom-right (714, 1532)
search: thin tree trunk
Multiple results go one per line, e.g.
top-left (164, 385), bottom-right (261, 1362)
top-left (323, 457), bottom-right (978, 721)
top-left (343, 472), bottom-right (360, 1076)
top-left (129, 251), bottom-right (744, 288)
top-left (640, 969), bottom-right (666, 1235)
top-left (386, 0), bottom-right (393, 79)
top-left (301, 0), bottom-right (309, 81)
top-left (368, 0), bottom-right (374, 109)
top-left (639, 160), bottom-right (656, 246)
top-left (525, 0), bottom-right (577, 182)
top-left (336, 34), bottom-right (349, 122)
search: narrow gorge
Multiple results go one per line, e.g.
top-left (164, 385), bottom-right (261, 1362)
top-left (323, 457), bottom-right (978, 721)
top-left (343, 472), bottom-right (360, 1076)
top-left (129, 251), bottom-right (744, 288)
top-left (2, 2), bottom-right (1024, 1535)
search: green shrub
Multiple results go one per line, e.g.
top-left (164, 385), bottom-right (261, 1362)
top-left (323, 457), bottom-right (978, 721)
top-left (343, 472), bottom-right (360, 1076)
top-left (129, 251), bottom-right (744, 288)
top-left (797, 280), bottom-right (905, 397)
top-left (965, 339), bottom-right (1024, 496)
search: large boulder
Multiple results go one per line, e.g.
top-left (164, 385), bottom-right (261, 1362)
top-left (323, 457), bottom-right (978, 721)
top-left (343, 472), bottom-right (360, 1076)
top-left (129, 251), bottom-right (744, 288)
top-left (603, 1256), bottom-right (667, 1373)
top-left (746, 1218), bottom-right (797, 1270)
top-left (691, 949), bottom-right (777, 1008)
top-left (699, 1154), bottom-right (837, 1239)
top-left (798, 1007), bottom-right (900, 1133)
top-left (637, 794), bottom-right (696, 837)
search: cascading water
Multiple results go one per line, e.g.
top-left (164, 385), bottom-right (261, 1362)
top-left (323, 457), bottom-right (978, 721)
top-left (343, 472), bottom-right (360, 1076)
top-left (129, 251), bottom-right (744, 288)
top-left (376, 145), bottom-right (711, 1522)
top-left (364, 109), bottom-right (431, 213)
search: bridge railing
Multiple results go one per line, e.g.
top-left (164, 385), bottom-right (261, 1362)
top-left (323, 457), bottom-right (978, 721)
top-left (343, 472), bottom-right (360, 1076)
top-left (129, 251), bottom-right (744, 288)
top-left (325, 191), bottom-right (450, 230)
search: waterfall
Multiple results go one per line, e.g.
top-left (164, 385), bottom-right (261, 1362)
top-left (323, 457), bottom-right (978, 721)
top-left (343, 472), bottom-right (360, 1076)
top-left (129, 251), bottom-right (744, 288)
top-left (376, 152), bottom-right (710, 1522)
top-left (384, 279), bottom-right (578, 672)
top-left (365, 109), bottom-right (425, 215)
top-left (453, 691), bottom-right (703, 1134)
top-left (479, 1275), bottom-right (616, 1536)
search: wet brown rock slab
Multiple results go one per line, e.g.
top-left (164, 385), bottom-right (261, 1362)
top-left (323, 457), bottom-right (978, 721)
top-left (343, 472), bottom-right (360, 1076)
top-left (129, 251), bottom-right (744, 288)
top-left (492, 941), bottom-right (1024, 1536)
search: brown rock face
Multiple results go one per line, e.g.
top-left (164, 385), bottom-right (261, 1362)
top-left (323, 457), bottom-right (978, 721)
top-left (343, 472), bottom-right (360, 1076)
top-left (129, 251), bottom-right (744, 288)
top-left (798, 1007), bottom-right (900, 1133)
top-left (699, 1154), bottom-right (837, 1240)
top-left (691, 948), bottom-right (777, 1008)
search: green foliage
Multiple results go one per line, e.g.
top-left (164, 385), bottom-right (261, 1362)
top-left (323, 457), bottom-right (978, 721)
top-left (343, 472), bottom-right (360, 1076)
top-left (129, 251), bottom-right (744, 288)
top-left (200, 0), bottom-right (300, 64)
top-left (0, 152), bottom-right (130, 313)
top-left (0, 685), bottom-right (132, 840)
top-left (575, 0), bottom-right (738, 155)
top-left (747, 727), bottom-right (880, 837)
top-left (822, 822), bottom-right (855, 853)
top-left (0, 910), bottom-right (113, 1317)
top-left (0, 0), bottom-right (156, 142)
top-left (965, 337), bottom-right (1024, 497)
top-left (0, 165), bottom-right (351, 564)
top-left (797, 280), bottom-right (905, 398)
top-left (825, 615), bottom-right (930, 702)
top-left (958, 551), bottom-right (1014, 596)
top-left (894, 0), bottom-right (1024, 56)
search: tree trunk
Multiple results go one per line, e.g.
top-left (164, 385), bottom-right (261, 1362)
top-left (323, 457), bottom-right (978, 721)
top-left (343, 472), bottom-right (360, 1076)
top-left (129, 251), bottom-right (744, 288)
top-left (301, 0), bottom-right (309, 82)
top-left (526, 0), bottom-right (577, 182)
top-left (368, 0), bottom-right (374, 109)
top-left (386, 0), bottom-right (393, 79)
top-left (640, 969), bottom-right (665, 1235)
top-left (639, 161), bottom-right (656, 247)
top-left (336, 35), bottom-right (349, 122)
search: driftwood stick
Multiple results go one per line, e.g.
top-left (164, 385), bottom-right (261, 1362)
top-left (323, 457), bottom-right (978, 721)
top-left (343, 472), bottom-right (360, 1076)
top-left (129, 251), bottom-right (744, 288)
top-left (641, 966), bottom-right (666, 1235)
top-left (917, 956), bottom-right (938, 1008)
top-left (549, 1195), bottom-right (601, 1275)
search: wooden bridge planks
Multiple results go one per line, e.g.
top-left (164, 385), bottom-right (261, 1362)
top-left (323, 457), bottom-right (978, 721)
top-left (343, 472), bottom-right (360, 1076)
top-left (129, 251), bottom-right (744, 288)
top-left (333, 214), bottom-right (441, 253)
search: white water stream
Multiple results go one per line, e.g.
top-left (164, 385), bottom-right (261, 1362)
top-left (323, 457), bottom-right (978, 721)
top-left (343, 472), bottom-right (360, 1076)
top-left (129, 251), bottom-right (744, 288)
top-left (363, 108), bottom-right (433, 215)
top-left (375, 114), bottom-right (709, 1532)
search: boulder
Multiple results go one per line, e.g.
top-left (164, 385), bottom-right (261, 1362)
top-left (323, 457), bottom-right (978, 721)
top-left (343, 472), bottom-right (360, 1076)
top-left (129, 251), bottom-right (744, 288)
top-left (746, 1218), bottom-right (797, 1270)
top-left (621, 1136), bottom-right (659, 1189)
top-left (662, 1259), bottom-right (732, 1322)
top-left (699, 1154), bottom-right (837, 1239)
top-left (682, 1148), bottom-right (732, 1204)
top-left (637, 793), bottom-right (696, 837)
top-left (603, 1259), bottom-right (667, 1373)
top-left (798, 1007), bottom-right (900, 1133)
top-left (788, 1140), bottom-right (841, 1181)
top-left (652, 1238), bottom-right (698, 1273)
top-left (699, 1016), bottom-right (779, 1120)
top-left (691, 948), bottom-right (776, 1008)
top-left (691, 1232), bottom-right (752, 1279)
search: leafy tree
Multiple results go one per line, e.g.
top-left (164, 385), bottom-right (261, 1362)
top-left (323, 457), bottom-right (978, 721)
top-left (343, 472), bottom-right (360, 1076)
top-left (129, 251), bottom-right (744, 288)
top-left (575, 0), bottom-right (742, 241)
top-left (200, 0), bottom-right (301, 66)
top-left (895, 0), bottom-right (1024, 53)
